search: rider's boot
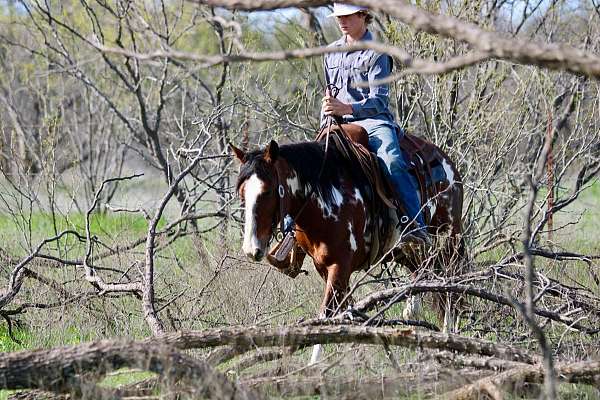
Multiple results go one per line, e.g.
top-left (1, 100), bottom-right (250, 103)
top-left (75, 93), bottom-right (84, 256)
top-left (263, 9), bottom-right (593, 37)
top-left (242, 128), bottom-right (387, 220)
top-left (396, 210), bottom-right (431, 246)
top-left (406, 225), bottom-right (431, 246)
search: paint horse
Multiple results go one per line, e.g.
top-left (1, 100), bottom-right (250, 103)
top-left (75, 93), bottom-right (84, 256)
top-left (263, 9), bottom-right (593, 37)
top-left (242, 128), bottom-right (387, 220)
top-left (231, 129), bottom-right (463, 333)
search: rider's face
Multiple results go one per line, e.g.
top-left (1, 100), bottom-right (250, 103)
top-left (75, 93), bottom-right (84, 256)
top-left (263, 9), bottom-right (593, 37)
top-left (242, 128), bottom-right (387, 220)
top-left (335, 13), bottom-right (367, 40)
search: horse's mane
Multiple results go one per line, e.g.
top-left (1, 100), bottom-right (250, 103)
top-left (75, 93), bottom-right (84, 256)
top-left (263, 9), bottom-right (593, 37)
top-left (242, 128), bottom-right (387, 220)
top-left (237, 141), bottom-right (363, 206)
top-left (280, 142), bottom-right (347, 204)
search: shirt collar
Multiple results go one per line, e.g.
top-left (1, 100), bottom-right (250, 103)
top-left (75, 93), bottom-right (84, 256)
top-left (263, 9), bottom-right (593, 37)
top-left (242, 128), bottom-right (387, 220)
top-left (345, 29), bottom-right (371, 44)
top-left (334, 30), bottom-right (372, 46)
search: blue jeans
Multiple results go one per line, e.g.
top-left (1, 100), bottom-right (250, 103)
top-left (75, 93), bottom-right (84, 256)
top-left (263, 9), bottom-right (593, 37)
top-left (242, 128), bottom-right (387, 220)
top-left (366, 124), bottom-right (425, 229)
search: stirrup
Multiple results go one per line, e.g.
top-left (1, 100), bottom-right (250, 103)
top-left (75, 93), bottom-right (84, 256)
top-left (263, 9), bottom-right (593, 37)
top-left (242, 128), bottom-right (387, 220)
top-left (397, 216), bottom-right (431, 246)
top-left (404, 228), bottom-right (431, 246)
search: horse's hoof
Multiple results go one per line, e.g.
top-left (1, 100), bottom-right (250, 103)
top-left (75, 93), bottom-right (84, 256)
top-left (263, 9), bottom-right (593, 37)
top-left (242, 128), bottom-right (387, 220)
top-left (341, 306), bottom-right (367, 323)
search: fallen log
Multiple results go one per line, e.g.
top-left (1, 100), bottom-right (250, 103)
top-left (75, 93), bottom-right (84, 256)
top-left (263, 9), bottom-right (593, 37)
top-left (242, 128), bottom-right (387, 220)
top-left (0, 340), bottom-right (260, 400)
top-left (150, 325), bottom-right (539, 364)
top-left (244, 370), bottom-right (488, 399)
top-left (442, 360), bottom-right (600, 399)
top-left (0, 325), bottom-right (543, 396)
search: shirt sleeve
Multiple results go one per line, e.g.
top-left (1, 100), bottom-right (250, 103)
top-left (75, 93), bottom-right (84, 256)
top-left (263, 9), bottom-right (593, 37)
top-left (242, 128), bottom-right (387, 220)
top-left (350, 54), bottom-right (392, 119)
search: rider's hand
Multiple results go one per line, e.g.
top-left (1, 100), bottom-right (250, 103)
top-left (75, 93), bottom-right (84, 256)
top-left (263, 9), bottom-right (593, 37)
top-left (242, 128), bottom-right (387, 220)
top-left (322, 90), bottom-right (353, 117)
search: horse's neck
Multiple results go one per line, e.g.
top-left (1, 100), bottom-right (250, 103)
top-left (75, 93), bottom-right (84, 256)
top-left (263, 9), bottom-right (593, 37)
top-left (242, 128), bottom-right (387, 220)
top-left (280, 146), bottom-right (351, 222)
top-left (285, 163), bottom-right (350, 226)
top-left (283, 167), bottom-right (310, 216)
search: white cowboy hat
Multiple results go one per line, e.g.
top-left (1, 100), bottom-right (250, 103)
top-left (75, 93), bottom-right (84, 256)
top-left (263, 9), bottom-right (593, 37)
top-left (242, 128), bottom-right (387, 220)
top-left (327, 3), bottom-right (369, 18)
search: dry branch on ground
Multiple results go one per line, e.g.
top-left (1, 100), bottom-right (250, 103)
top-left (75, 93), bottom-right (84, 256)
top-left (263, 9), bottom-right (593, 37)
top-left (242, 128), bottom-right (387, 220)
top-left (2, 324), bottom-right (600, 398)
top-left (0, 339), bottom-right (260, 400)
top-left (443, 360), bottom-right (600, 400)
top-left (149, 325), bottom-right (539, 363)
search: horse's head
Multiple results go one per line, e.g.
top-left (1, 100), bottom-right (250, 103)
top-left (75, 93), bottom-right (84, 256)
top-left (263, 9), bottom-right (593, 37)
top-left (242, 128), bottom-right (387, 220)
top-left (231, 140), bottom-right (281, 262)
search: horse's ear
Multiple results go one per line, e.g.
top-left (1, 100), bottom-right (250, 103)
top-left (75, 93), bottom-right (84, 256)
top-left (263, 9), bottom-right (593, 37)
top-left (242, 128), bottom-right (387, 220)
top-left (229, 142), bottom-right (246, 163)
top-left (264, 140), bottom-right (279, 163)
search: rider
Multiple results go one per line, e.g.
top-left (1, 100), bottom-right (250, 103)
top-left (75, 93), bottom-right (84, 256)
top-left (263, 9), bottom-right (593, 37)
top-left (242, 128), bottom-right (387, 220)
top-left (320, 3), bottom-right (428, 242)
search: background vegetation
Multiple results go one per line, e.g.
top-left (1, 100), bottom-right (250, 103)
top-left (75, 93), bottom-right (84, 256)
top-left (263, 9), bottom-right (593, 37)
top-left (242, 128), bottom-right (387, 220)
top-left (0, 0), bottom-right (599, 398)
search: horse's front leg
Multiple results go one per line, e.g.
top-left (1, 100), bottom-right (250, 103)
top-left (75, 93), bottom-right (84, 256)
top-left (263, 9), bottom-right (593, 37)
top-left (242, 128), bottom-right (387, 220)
top-left (319, 263), bottom-right (352, 316)
top-left (310, 264), bottom-right (350, 364)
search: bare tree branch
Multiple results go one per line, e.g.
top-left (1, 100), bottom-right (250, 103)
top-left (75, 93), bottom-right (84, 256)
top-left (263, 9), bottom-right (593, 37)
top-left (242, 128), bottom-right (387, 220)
top-left (443, 360), bottom-right (600, 400)
top-left (0, 230), bottom-right (83, 311)
top-left (186, 0), bottom-right (600, 79)
top-left (143, 154), bottom-right (205, 335)
top-left (91, 40), bottom-right (491, 78)
top-left (151, 325), bottom-right (539, 363)
top-left (0, 340), bottom-right (261, 400)
top-left (352, 280), bottom-right (599, 334)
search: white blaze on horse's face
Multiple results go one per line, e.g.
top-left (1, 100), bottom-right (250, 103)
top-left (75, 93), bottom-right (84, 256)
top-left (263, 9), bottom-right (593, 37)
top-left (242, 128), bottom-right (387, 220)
top-left (242, 174), bottom-right (268, 261)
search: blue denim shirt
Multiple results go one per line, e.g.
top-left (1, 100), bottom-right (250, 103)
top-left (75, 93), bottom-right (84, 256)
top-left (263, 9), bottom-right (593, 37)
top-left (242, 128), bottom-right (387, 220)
top-left (321, 30), bottom-right (398, 132)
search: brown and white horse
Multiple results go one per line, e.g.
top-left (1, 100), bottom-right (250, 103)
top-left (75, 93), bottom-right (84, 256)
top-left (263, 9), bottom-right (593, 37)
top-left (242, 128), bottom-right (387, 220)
top-left (231, 137), bottom-right (463, 342)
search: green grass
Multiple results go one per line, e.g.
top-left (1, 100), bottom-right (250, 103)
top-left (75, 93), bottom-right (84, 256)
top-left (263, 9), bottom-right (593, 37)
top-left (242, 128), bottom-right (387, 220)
top-left (0, 328), bottom-right (34, 400)
top-left (0, 370), bottom-right (157, 400)
top-left (99, 369), bottom-right (156, 388)
top-left (0, 325), bottom-right (32, 352)
top-left (0, 211), bottom-right (156, 239)
top-left (558, 384), bottom-right (600, 399)
top-left (0, 391), bottom-right (16, 400)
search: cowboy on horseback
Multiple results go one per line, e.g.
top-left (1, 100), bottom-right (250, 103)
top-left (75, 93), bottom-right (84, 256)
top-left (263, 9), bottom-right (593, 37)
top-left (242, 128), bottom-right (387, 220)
top-left (321, 3), bottom-right (428, 243)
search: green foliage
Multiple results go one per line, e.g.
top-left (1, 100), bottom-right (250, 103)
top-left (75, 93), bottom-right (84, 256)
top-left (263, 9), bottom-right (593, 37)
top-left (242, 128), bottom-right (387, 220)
top-left (0, 325), bottom-right (32, 352)
top-left (0, 391), bottom-right (16, 400)
top-left (0, 211), bottom-right (155, 251)
top-left (557, 385), bottom-right (600, 399)
top-left (99, 370), bottom-right (157, 388)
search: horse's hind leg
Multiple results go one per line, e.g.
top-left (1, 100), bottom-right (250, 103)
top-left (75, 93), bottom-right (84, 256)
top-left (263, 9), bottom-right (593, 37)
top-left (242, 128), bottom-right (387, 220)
top-left (402, 293), bottom-right (423, 320)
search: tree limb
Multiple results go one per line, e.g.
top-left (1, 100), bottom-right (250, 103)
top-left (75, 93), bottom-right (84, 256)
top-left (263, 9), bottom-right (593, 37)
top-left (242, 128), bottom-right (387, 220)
top-left (150, 325), bottom-right (538, 363)
top-left (186, 0), bottom-right (600, 79)
top-left (0, 340), bottom-right (260, 400)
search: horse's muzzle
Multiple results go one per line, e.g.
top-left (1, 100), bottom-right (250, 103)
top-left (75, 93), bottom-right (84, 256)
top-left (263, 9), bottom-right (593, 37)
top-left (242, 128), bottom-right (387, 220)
top-left (246, 248), bottom-right (264, 262)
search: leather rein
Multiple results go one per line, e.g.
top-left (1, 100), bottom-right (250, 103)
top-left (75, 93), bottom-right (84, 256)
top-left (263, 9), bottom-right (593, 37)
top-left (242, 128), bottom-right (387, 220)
top-left (270, 84), bottom-right (342, 246)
